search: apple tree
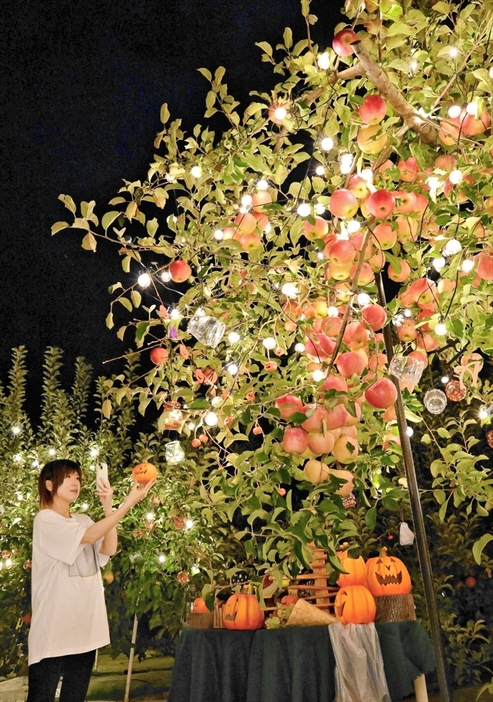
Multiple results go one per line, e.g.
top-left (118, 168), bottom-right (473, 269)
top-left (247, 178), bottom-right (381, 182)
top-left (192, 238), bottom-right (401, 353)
top-left (53, 0), bottom-right (493, 594)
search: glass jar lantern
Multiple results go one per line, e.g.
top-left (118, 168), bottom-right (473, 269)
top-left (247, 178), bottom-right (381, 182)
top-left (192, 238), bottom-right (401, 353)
top-left (389, 355), bottom-right (425, 390)
top-left (423, 389), bottom-right (447, 415)
top-left (187, 308), bottom-right (226, 348)
top-left (165, 440), bottom-right (186, 465)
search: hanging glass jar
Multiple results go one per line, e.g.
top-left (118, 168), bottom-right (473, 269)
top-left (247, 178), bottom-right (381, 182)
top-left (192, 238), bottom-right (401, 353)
top-left (389, 355), bottom-right (425, 390)
top-left (187, 308), bottom-right (226, 348)
top-left (423, 389), bottom-right (447, 414)
top-left (445, 379), bottom-right (466, 402)
top-left (162, 404), bottom-right (184, 431)
top-left (165, 440), bottom-right (186, 465)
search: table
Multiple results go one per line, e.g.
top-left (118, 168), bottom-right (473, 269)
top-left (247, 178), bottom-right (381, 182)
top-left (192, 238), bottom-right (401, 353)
top-left (168, 621), bottom-right (436, 702)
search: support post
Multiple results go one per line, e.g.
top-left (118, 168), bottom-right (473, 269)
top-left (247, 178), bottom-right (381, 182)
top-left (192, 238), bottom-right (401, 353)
top-left (124, 614), bottom-right (139, 702)
top-left (375, 273), bottom-right (454, 702)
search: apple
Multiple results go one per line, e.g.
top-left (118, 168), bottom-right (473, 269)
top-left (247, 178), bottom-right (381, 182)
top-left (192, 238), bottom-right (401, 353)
top-left (408, 349), bottom-right (429, 369)
top-left (358, 94), bottom-right (387, 125)
top-left (251, 190), bottom-right (272, 211)
top-left (343, 321), bottom-right (370, 350)
top-left (302, 404), bottom-right (328, 433)
top-left (305, 331), bottom-right (336, 360)
top-left (332, 435), bottom-right (359, 464)
top-left (234, 211), bottom-right (258, 235)
top-left (239, 232), bottom-right (262, 252)
top-left (397, 319), bottom-right (418, 342)
top-left (357, 125), bottom-right (389, 154)
top-left (397, 157), bottom-right (419, 182)
top-left (368, 247), bottom-right (386, 272)
top-left (320, 374), bottom-right (348, 396)
top-left (365, 378), bottom-right (398, 409)
top-left (308, 430), bottom-right (336, 455)
top-left (150, 347), bottom-right (169, 365)
top-left (476, 252), bottom-right (493, 281)
top-left (253, 211), bottom-right (270, 231)
top-left (325, 260), bottom-right (352, 281)
top-left (303, 216), bottom-right (329, 240)
top-left (169, 259), bottom-right (191, 283)
top-left (372, 222), bottom-right (397, 250)
top-left (387, 259), bottom-right (411, 283)
top-left (329, 189), bottom-right (359, 218)
top-left (395, 216), bottom-right (418, 243)
top-left (368, 352), bottom-right (388, 372)
top-left (282, 427), bottom-right (309, 454)
top-left (328, 468), bottom-right (354, 496)
top-left (332, 28), bottom-right (358, 57)
top-left (461, 110), bottom-right (490, 136)
top-left (362, 303), bottom-right (386, 331)
top-left (336, 351), bottom-right (366, 378)
top-left (304, 459), bottom-right (329, 484)
top-left (328, 238), bottom-right (356, 266)
top-left (434, 154), bottom-right (455, 172)
top-left (348, 174), bottom-right (370, 199)
top-left (320, 316), bottom-right (343, 338)
top-left (349, 261), bottom-right (374, 286)
top-left (325, 404), bottom-right (350, 430)
top-left (275, 394), bottom-right (303, 420)
top-left (416, 332), bottom-right (440, 352)
top-left (395, 191), bottom-right (418, 214)
top-left (366, 189), bottom-right (395, 218)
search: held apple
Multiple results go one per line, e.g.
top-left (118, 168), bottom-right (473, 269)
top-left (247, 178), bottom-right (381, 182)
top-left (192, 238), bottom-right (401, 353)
top-left (332, 28), bottom-right (358, 57)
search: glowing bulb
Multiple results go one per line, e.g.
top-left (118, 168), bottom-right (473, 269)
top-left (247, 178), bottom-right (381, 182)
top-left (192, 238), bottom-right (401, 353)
top-left (490, 67), bottom-right (493, 79)
top-left (443, 239), bottom-right (462, 256)
top-left (5, 559), bottom-right (12, 567)
top-left (146, 512), bottom-right (154, 521)
top-left (214, 229), bottom-right (224, 241)
top-left (340, 153), bottom-right (354, 174)
top-left (315, 165), bottom-right (325, 176)
top-left (432, 257), bottom-right (446, 271)
top-left (241, 194), bottom-right (253, 207)
top-left (435, 322), bottom-right (447, 336)
top-left (138, 272), bottom-right (152, 288)
top-left (263, 337), bottom-right (276, 350)
top-left (317, 52), bottom-right (330, 70)
top-left (297, 203), bottom-right (311, 217)
top-left (315, 203), bottom-right (326, 215)
top-left (461, 259), bottom-right (474, 273)
top-left (448, 169), bottom-right (463, 185)
top-left (479, 406), bottom-right (490, 420)
top-left (357, 293), bottom-right (371, 306)
top-left (187, 422), bottom-right (195, 430)
top-left (426, 176), bottom-right (441, 191)
top-left (295, 343), bottom-right (305, 353)
top-left (317, 252), bottom-right (325, 260)
top-left (228, 331), bottom-right (241, 344)
top-left (48, 448), bottom-right (56, 457)
top-left (312, 369), bottom-right (326, 382)
top-left (32, 460), bottom-right (39, 468)
top-left (191, 564), bottom-right (200, 575)
top-left (360, 168), bottom-right (373, 182)
top-left (211, 397), bottom-right (222, 408)
top-left (158, 554), bottom-right (166, 563)
top-left (191, 166), bottom-right (202, 178)
top-left (328, 306), bottom-right (339, 317)
top-left (406, 427), bottom-right (414, 437)
top-left (281, 282), bottom-right (298, 298)
top-left (448, 105), bottom-right (462, 119)
top-left (185, 519), bottom-right (194, 530)
top-left (347, 220), bottom-right (360, 233)
top-left (409, 60), bottom-right (418, 72)
top-left (274, 106), bottom-right (287, 121)
top-left (89, 447), bottom-right (99, 458)
top-left (170, 308), bottom-right (181, 319)
top-left (14, 455), bottom-right (22, 463)
top-left (403, 308), bottom-right (413, 318)
top-left (11, 426), bottom-right (21, 435)
top-left (441, 376), bottom-right (450, 384)
top-left (226, 363), bottom-right (239, 376)
top-left (257, 179), bottom-right (269, 190)
top-left (321, 136), bottom-right (334, 151)
top-left (82, 503), bottom-right (89, 510)
top-left (205, 411), bottom-right (218, 426)
top-left (449, 47), bottom-right (459, 58)
top-left (161, 269), bottom-right (171, 282)
top-left (466, 101), bottom-right (478, 116)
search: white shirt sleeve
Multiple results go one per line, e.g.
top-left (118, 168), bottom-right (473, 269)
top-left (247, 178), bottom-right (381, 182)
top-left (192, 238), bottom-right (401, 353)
top-left (36, 510), bottom-right (90, 565)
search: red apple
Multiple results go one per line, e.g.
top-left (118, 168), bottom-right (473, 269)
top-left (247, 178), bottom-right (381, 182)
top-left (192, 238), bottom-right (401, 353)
top-left (275, 394), bottom-right (303, 420)
top-left (307, 430), bottom-right (336, 456)
top-left (303, 216), bottom-right (329, 241)
top-left (476, 251), bottom-right (493, 281)
top-left (305, 332), bottom-right (336, 360)
top-left (348, 174), bottom-right (370, 199)
top-left (329, 189), bottom-right (359, 218)
top-left (366, 190), bottom-right (395, 219)
top-left (336, 351), bottom-right (366, 378)
top-left (365, 378), bottom-right (398, 409)
top-left (387, 259), bottom-right (411, 283)
top-left (282, 427), bottom-right (309, 454)
top-left (349, 261), bottom-right (374, 286)
top-left (395, 191), bottom-right (418, 214)
top-left (362, 304), bottom-right (386, 331)
top-left (251, 190), bottom-right (272, 211)
top-left (150, 347), bottom-right (169, 365)
top-left (325, 260), bottom-right (352, 281)
top-left (372, 222), bottom-right (397, 250)
top-left (357, 125), bottom-right (389, 154)
top-left (169, 259), bottom-right (191, 283)
top-left (304, 459), bottom-right (329, 484)
top-left (328, 238), bottom-right (356, 266)
top-left (326, 404), bottom-right (351, 430)
top-left (332, 28), bottom-right (358, 57)
top-left (333, 435), bottom-right (359, 464)
top-left (397, 319), bottom-right (418, 342)
top-left (320, 374), bottom-right (348, 396)
top-left (234, 211), bottom-right (258, 235)
top-left (343, 321), bottom-right (370, 350)
top-left (358, 94), bottom-right (387, 125)
top-left (397, 157), bottom-right (419, 182)
top-left (302, 404), bottom-right (328, 433)
top-left (461, 110), bottom-right (490, 136)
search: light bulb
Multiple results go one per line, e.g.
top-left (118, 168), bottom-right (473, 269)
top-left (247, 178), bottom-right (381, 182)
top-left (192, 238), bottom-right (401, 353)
top-left (170, 308), bottom-right (181, 319)
top-left (32, 460), bottom-right (39, 468)
top-left (449, 47), bottom-right (459, 58)
top-left (340, 153), bottom-right (354, 174)
top-left (11, 426), bottom-right (21, 435)
top-left (228, 331), bottom-right (241, 343)
top-left (443, 239), bottom-right (462, 256)
top-left (205, 411), bottom-right (218, 426)
top-left (347, 220), bottom-right (360, 233)
top-left (281, 282), bottom-right (298, 298)
top-left (295, 343), bottom-right (305, 353)
top-left (297, 203), bottom-right (311, 217)
top-left (138, 272), bottom-right (152, 288)
top-left (406, 427), bottom-right (414, 437)
top-left (257, 179), bottom-right (269, 190)
top-left (312, 369), bottom-right (326, 382)
top-left (187, 422), bottom-right (195, 430)
top-left (403, 308), bottom-right (413, 318)
top-left (48, 448), bottom-right (56, 456)
top-left (89, 447), bottom-right (99, 458)
top-left (479, 406), bottom-right (491, 420)
top-left (14, 455), bottom-right (22, 464)
top-left (466, 101), bottom-right (478, 116)
top-left (461, 259), bottom-right (474, 273)
top-left (214, 229), bottom-right (224, 242)
top-left (321, 136), bottom-right (334, 151)
top-left (435, 322), bottom-right (447, 336)
top-left (191, 165), bottom-right (202, 178)
top-left (448, 105), bottom-right (461, 119)
top-left (161, 269), bottom-right (171, 282)
top-left (317, 52), bottom-right (330, 70)
top-left (448, 169), bottom-right (463, 185)
top-left (315, 203), bottom-right (326, 215)
top-left (441, 376), bottom-right (450, 384)
top-left (274, 106), bottom-right (287, 121)
top-left (191, 564), bottom-right (200, 575)
top-left (432, 257), bottom-right (446, 271)
top-left (82, 503), bottom-right (89, 510)
top-left (226, 363), bottom-right (239, 376)
top-left (185, 519), bottom-right (194, 530)
top-left (426, 176), bottom-right (441, 191)
top-left (328, 306), bottom-right (339, 317)
top-left (360, 168), bottom-right (373, 182)
top-left (409, 60), bottom-right (418, 72)
top-left (315, 165), bottom-right (325, 176)
top-left (263, 337), bottom-right (276, 350)
top-left (158, 554), bottom-right (166, 563)
top-left (146, 512), bottom-right (154, 521)
top-left (241, 194), bottom-right (253, 207)
top-left (357, 293), bottom-right (371, 306)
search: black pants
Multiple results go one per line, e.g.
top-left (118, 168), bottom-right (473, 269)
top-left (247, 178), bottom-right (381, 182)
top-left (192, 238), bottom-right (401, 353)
top-left (26, 650), bottom-right (96, 702)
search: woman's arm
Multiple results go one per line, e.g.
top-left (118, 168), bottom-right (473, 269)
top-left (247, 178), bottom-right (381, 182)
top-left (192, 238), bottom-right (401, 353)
top-left (81, 480), bottom-right (155, 547)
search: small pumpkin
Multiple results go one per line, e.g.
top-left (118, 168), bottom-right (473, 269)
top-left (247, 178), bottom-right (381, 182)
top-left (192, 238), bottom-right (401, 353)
top-left (366, 548), bottom-right (412, 596)
top-left (132, 462), bottom-right (158, 484)
top-left (334, 584), bottom-right (376, 625)
top-left (223, 593), bottom-right (265, 631)
top-left (336, 548), bottom-right (368, 588)
top-left (192, 597), bottom-right (210, 613)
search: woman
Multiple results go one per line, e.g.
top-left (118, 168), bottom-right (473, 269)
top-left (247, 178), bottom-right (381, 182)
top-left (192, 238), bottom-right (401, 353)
top-left (27, 459), bottom-right (155, 702)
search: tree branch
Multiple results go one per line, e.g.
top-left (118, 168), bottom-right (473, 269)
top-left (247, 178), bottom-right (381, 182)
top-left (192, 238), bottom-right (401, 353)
top-left (352, 41), bottom-right (438, 146)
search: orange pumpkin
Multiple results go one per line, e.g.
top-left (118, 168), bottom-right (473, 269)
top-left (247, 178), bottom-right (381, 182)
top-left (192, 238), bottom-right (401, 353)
top-left (335, 584), bottom-right (376, 625)
top-left (223, 593), bottom-right (265, 630)
top-left (132, 462), bottom-right (158, 484)
top-left (192, 597), bottom-right (210, 613)
top-left (336, 549), bottom-right (368, 588)
top-left (366, 548), bottom-right (412, 596)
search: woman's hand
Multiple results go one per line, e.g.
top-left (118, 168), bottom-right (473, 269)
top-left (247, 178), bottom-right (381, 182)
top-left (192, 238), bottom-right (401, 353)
top-left (124, 479), bottom-right (156, 507)
top-left (96, 477), bottom-right (114, 513)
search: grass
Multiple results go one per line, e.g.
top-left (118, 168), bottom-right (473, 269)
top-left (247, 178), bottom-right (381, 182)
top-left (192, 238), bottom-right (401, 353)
top-left (87, 652), bottom-right (174, 701)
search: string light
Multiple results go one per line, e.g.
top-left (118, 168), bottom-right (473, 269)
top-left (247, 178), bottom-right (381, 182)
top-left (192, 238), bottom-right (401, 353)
top-left (340, 153), bottom-right (354, 174)
top-left (228, 331), bottom-right (241, 344)
top-left (190, 564), bottom-right (200, 575)
top-left (191, 166), bottom-right (202, 178)
top-left (315, 203), bottom-right (326, 215)
top-left (448, 105), bottom-right (462, 119)
top-left (160, 269), bottom-right (171, 283)
top-left (357, 293), bottom-right (371, 306)
top-left (241, 194), bottom-right (253, 207)
top-left (211, 397), bottom-right (222, 407)
top-left (409, 59), bottom-right (418, 72)
top-left (187, 422), bottom-right (195, 430)
top-left (263, 337), bottom-right (276, 350)
top-left (435, 322), bottom-right (447, 336)
top-left (432, 257), bottom-right (446, 271)
top-left (478, 405), bottom-right (493, 420)
top-left (214, 229), bottom-right (224, 241)
top-left (32, 460), bottom-right (39, 468)
top-left (297, 203), bottom-right (311, 217)
top-left (443, 239), bottom-right (462, 256)
top-left (347, 220), bottom-right (360, 233)
top-left (281, 282), bottom-right (298, 298)
top-left (449, 169), bottom-right (463, 185)
top-left (48, 448), bottom-right (56, 457)
top-left (328, 306), bottom-right (339, 317)
top-left (449, 47), bottom-right (459, 58)
top-left (257, 179), bottom-right (269, 190)
top-left (89, 447), bottom-right (99, 458)
top-left (146, 512), bottom-right (154, 521)
top-left (170, 308), bottom-right (181, 320)
top-left (321, 136), bottom-right (334, 151)
top-left (360, 168), bottom-right (373, 182)
top-left (406, 427), bottom-right (414, 437)
top-left (312, 369), bottom-right (326, 382)
top-left (461, 259), bottom-right (475, 273)
top-left (441, 376), bottom-right (450, 384)
top-left (82, 503), bottom-right (89, 511)
top-left (315, 165), bottom-right (325, 176)
top-left (225, 362), bottom-right (239, 376)
top-left (11, 426), bottom-right (21, 436)
top-left (158, 554), bottom-right (166, 563)
top-left (295, 343), bottom-right (305, 353)
top-left (205, 411), bottom-right (218, 426)
top-left (466, 101), bottom-right (478, 116)
top-left (138, 272), bottom-right (152, 288)
top-left (317, 52), bottom-right (330, 70)
top-left (185, 519), bottom-right (194, 530)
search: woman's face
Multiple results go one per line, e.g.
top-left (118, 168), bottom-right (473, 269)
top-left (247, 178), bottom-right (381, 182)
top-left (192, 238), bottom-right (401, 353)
top-left (50, 470), bottom-right (81, 503)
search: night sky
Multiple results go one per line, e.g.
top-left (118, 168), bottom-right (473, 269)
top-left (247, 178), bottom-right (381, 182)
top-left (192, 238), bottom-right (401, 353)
top-left (0, 0), bottom-right (342, 417)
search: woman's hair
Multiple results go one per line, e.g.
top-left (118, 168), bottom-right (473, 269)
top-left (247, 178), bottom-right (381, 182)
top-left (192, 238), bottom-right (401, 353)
top-left (38, 459), bottom-right (82, 507)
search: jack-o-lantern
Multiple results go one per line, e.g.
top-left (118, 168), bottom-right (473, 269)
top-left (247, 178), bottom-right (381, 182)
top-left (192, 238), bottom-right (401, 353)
top-left (336, 547), bottom-right (367, 587)
top-left (366, 548), bottom-right (412, 596)
top-left (192, 597), bottom-right (210, 613)
top-left (335, 584), bottom-right (376, 625)
top-left (132, 462), bottom-right (158, 484)
top-left (223, 593), bottom-right (265, 630)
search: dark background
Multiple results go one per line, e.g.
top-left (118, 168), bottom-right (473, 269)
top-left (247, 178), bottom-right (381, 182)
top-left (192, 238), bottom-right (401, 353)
top-left (0, 0), bottom-right (343, 418)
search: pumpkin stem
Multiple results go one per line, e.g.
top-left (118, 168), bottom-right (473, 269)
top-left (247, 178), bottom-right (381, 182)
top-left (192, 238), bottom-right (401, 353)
top-left (380, 547), bottom-right (388, 557)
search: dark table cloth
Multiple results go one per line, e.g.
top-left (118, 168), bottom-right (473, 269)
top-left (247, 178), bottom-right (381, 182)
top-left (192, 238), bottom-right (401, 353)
top-left (168, 621), bottom-right (436, 702)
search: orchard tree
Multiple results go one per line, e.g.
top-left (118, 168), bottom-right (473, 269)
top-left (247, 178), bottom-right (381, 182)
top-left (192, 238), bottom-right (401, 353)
top-left (53, 0), bottom-right (493, 677)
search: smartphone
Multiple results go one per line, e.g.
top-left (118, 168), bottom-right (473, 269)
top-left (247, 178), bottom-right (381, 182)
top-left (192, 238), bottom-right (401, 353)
top-left (96, 462), bottom-right (109, 487)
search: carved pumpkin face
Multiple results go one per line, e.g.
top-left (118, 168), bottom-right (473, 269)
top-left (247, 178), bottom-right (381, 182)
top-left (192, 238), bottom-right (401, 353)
top-left (223, 593), bottom-right (265, 631)
top-left (336, 551), bottom-right (368, 588)
top-left (366, 552), bottom-right (412, 596)
top-left (132, 462), bottom-right (158, 484)
top-left (335, 584), bottom-right (376, 625)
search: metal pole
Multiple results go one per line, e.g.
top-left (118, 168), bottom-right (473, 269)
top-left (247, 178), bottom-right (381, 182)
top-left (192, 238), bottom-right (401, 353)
top-left (124, 614), bottom-right (139, 702)
top-left (376, 272), bottom-right (454, 702)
